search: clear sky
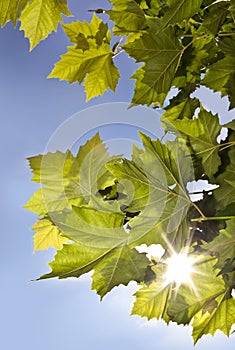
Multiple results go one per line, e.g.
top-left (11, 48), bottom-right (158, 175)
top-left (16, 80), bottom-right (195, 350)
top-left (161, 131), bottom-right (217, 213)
top-left (0, 1), bottom-right (234, 349)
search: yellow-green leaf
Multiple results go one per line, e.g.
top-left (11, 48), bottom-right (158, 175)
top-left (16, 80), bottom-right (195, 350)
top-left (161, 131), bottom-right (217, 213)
top-left (192, 297), bottom-right (235, 344)
top-left (0, 0), bottom-right (28, 26)
top-left (48, 44), bottom-right (119, 101)
top-left (92, 246), bottom-right (149, 299)
top-left (23, 188), bottom-right (46, 216)
top-left (32, 218), bottom-right (70, 252)
top-left (20, 0), bottom-right (71, 50)
top-left (131, 264), bottom-right (171, 322)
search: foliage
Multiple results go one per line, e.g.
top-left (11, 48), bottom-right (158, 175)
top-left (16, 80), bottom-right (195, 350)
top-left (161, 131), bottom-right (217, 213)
top-left (2, 0), bottom-right (235, 344)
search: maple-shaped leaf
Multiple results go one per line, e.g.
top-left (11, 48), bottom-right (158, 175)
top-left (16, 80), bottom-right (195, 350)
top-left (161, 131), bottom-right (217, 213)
top-left (192, 296), bottom-right (235, 344)
top-left (68, 133), bottom-right (118, 203)
top-left (219, 37), bottom-right (235, 59)
top-left (107, 133), bottom-right (193, 249)
top-left (92, 245), bottom-right (149, 299)
top-left (202, 57), bottom-right (235, 110)
top-left (131, 264), bottom-right (171, 322)
top-left (39, 242), bottom-right (108, 279)
top-left (107, 0), bottom-right (147, 35)
top-left (49, 14), bottom-right (120, 101)
top-left (27, 150), bottom-right (79, 212)
top-left (23, 188), bottom-right (47, 216)
top-left (39, 241), bottom-right (148, 298)
top-left (27, 150), bottom-right (74, 185)
top-left (162, 0), bottom-right (202, 28)
top-left (62, 14), bottom-right (110, 49)
top-left (161, 98), bottom-right (200, 133)
top-left (166, 108), bottom-right (222, 178)
top-left (202, 220), bottom-right (235, 270)
top-left (168, 259), bottom-right (225, 325)
top-left (199, 0), bottom-right (229, 35)
top-left (0, 0), bottom-right (28, 26)
top-left (20, 0), bottom-right (71, 50)
top-left (124, 18), bottom-right (183, 106)
top-left (26, 133), bottom-right (119, 213)
top-left (54, 205), bottom-right (127, 249)
top-left (32, 218), bottom-right (69, 252)
top-left (134, 0), bottom-right (162, 17)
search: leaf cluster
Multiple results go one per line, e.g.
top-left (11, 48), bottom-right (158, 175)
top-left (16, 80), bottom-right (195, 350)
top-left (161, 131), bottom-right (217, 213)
top-left (3, 0), bottom-right (235, 344)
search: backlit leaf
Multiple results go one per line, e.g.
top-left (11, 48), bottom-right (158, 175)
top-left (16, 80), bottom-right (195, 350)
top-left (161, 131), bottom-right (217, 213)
top-left (192, 297), bottom-right (235, 344)
top-left (49, 14), bottom-right (120, 100)
top-left (162, 0), bottom-right (202, 28)
top-left (202, 57), bottom-right (235, 110)
top-left (0, 0), bottom-right (28, 26)
top-left (131, 264), bottom-right (171, 322)
top-left (92, 245), bottom-right (149, 299)
top-left (124, 18), bottom-right (183, 106)
top-left (20, 0), bottom-right (71, 50)
top-left (166, 108), bottom-right (222, 178)
top-left (168, 259), bottom-right (225, 325)
top-left (107, 0), bottom-right (147, 35)
top-left (32, 218), bottom-right (69, 252)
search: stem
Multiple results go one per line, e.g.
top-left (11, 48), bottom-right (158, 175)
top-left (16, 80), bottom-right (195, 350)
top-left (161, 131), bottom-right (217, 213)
top-left (113, 49), bottom-right (124, 58)
top-left (191, 216), bottom-right (235, 223)
top-left (219, 142), bottom-right (235, 152)
top-left (217, 32), bottom-right (235, 36)
top-left (182, 33), bottom-right (235, 38)
top-left (191, 202), bottom-right (206, 219)
top-left (188, 188), bottom-right (216, 195)
top-left (195, 141), bottom-right (235, 157)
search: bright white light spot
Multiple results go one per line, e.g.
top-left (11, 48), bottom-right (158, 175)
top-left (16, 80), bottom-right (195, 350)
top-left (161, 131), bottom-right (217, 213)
top-left (136, 244), bottom-right (165, 260)
top-left (232, 289), bottom-right (235, 298)
top-left (165, 253), bottom-right (194, 285)
top-left (187, 180), bottom-right (219, 201)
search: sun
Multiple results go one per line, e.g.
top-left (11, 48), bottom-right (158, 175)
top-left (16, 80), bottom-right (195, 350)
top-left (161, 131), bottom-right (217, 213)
top-left (165, 253), bottom-right (195, 286)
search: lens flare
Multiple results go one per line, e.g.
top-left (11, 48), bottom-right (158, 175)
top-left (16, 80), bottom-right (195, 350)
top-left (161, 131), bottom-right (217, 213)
top-left (165, 253), bottom-right (194, 285)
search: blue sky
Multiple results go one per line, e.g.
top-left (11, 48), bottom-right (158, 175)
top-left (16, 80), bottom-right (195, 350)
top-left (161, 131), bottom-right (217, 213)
top-left (0, 1), bottom-right (234, 349)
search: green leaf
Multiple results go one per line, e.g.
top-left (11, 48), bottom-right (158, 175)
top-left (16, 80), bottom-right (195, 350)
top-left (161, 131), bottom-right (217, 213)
top-left (0, 0), bottom-right (28, 26)
top-left (203, 220), bottom-right (235, 269)
top-left (200, 0), bottom-right (229, 35)
top-left (124, 18), bottom-right (183, 106)
top-left (48, 45), bottom-right (119, 101)
top-left (161, 98), bottom-right (200, 133)
top-left (214, 142), bottom-right (235, 210)
top-left (54, 205), bottom-right (127, 249)
top-left (168, 259), bottom-right (225, 325)
top-left (49, 14), bottom-right (120, 101)
top-left (39, 242), bottom-right (108, 279)
top-left (131, 264), bottom-right (171, 322)
top-left (32, 218), bottom-right (69, 252)
top-left (107, 0), bottom-right (147, 35)
top-left (132, 0), bottom-right (161, 17)
top-left (26, 134), bottom-right (119, 213)
top-left (62, 14), bottom-right (110, 48)
top-left (20, 0), bottom-right (71, 50)
top-left (27, 150), bottom-right (74, 185)
top-left (219, 37), bottom-right (235, 59)
top-left (71, 133), bottom-right (116, 202)
top-left (40, 241), bottom-right (148, 298)
top-left (27, 150), bottom-right (78, 212)
top-left (202, 57), bottom-right (235, 110)
top-left (107, 133), bottom-right (193, 249)
top-left (23, 188), bottom-right (46, 216)
top-left (192, 297), bottom-right (235, 344)
top-left (162, 0), bottom-right (203, 28)
top-left (92, 245), bottom-right (149, 299)
top-left (168, 108), bottom-right (222, 178)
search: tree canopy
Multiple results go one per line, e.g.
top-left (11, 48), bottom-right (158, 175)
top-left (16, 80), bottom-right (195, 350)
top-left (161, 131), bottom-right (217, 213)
top-left (2, 0), bottom-right (235, 344)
